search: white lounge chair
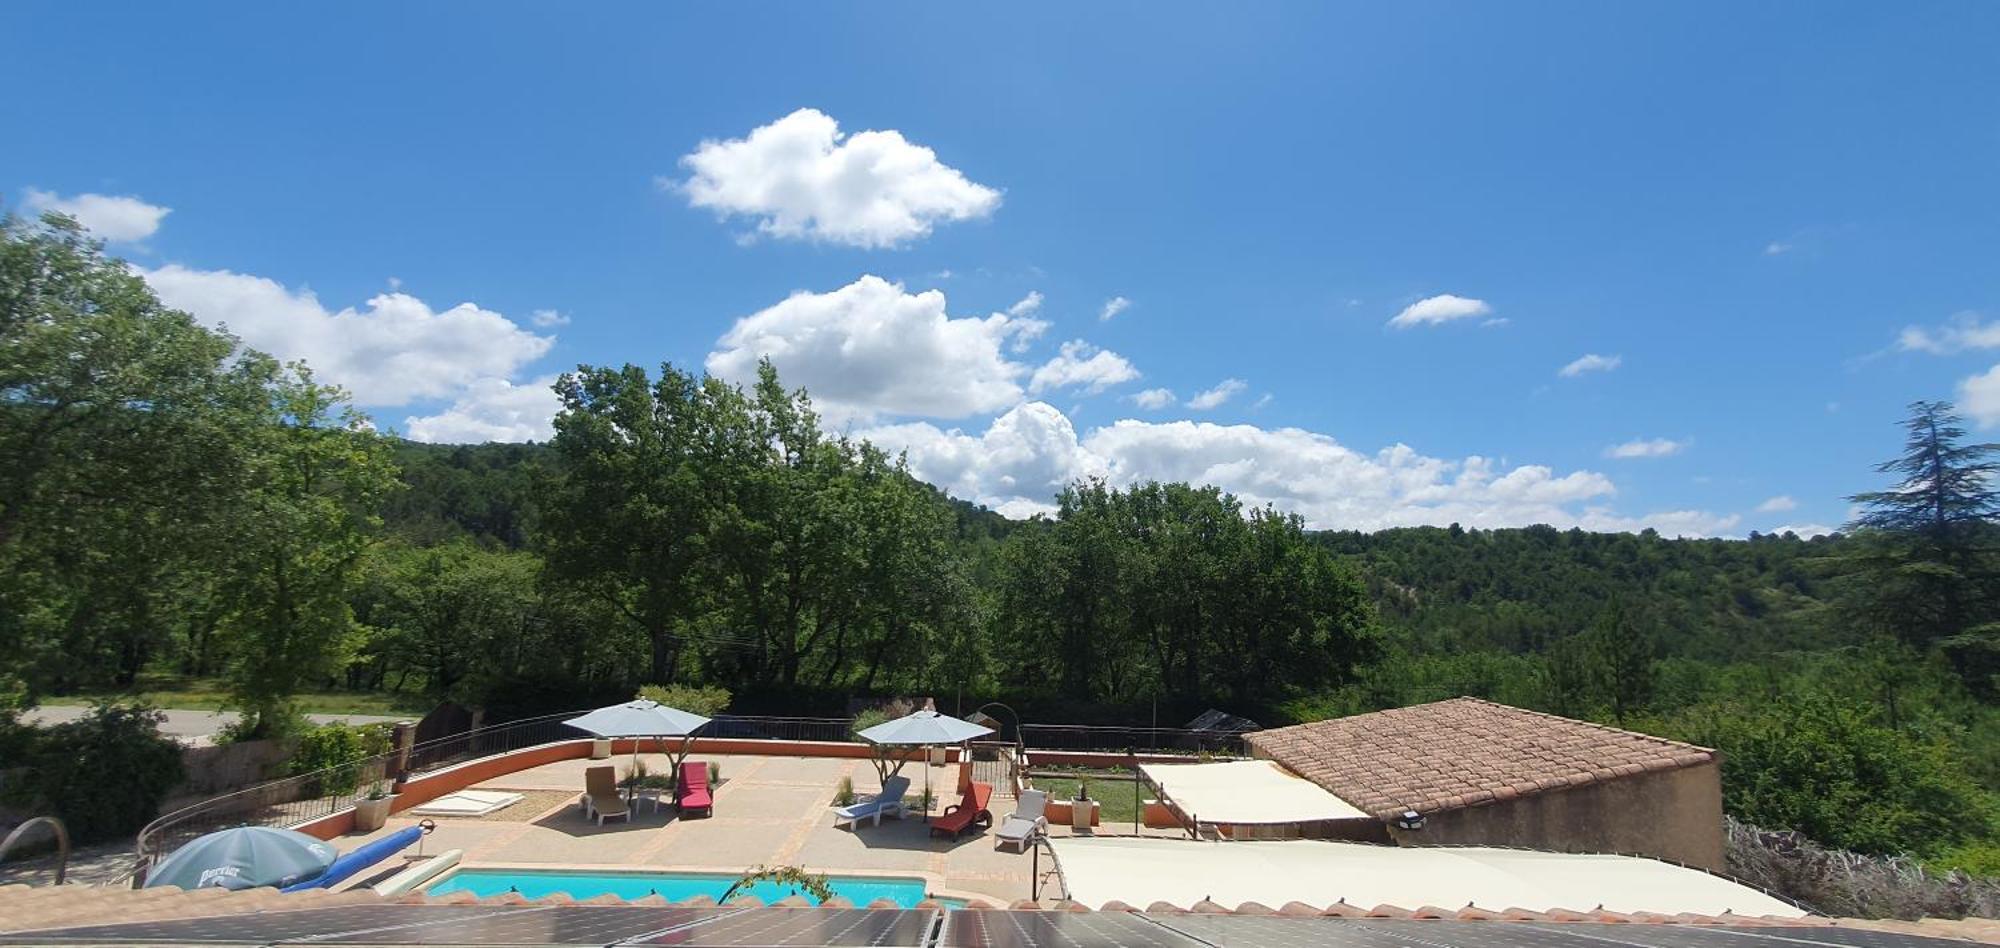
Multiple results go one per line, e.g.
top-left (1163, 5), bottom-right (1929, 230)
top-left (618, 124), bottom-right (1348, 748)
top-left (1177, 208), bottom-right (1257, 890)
top-left (994, 788), bottom-right (1048, 852)
top-left (834, 775), bottom-right (910, 830)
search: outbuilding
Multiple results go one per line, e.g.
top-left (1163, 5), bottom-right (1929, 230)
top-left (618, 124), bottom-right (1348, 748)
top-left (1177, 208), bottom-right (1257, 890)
top-left (1244, 697), bottom-right (1726, 870)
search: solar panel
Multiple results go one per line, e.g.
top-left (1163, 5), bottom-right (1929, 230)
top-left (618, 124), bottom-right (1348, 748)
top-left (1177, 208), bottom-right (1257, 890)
top-left (0, 905), bottom-right (556, 945)
top-left (309, 905), bottom-right (740, 945)
top-left (1524, 923), bottom-right (1989, 948)
top-left (941, 910), bottom-right (1204, 948)
top-left (617, 908), bottom-right (936, 947)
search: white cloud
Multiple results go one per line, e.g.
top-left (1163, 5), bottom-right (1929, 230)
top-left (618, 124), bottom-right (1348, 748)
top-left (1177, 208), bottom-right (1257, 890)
top-left (1559, 353), bottom-right (1622, 377)
top-left (141, 265), bottom-right (553, 406)
top-left (1481, 317), bottom-right (1510, 328)
top-left (1898, 312), bottom-right (2000, 355)
top-left (1131, 388), bottom-right (1176, 410)
top-left (1028, 340), bottom-right (1139, 394)
top-left (1100, 296), bottom-right (1132, 321)
top-left (1764, 241), bottom-right (1792, 256)
top-left (1187, 378), bottom-right (1247, 410)
top-left (1757, 495), bottom-right (1798, 513)
top-left (1768, 523), bottom-right (1835, 538)
top-left (1004, 292), bottom-right (1049, 352)
top-left (1604, 437), bottom-right (1688, 459)
top-left (531, 309), bottom-right (571, 328)
top-left (1958, 364), bottom-right (2000, 427)
top-left (705, 275), bottom-right (1045, 424)
top-left (1388, 294), bottom-right (1492, 329)
top-left (863, 405), bottom-right (1736, 536)
top-left (24, 188), bottom-right (170, 242)
top-left (403, 376), bottom-right (560, 443)
top-left (673, 108), bottom-right (1000, 248)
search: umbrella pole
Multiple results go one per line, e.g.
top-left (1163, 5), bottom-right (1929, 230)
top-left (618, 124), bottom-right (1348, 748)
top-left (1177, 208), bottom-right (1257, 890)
top-left (923, 746), bottom-right (931, 824)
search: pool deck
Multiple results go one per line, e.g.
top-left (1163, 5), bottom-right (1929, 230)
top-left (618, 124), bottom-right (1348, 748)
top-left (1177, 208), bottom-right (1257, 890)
top-left (338, 751), bottom-right (1149, 904)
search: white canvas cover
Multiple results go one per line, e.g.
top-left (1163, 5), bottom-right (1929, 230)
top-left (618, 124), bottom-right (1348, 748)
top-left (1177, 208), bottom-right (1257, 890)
top-left (1051, 836), bottom-right (1804, 917)
top-left (1139, 759), bottom-right (1369, 824)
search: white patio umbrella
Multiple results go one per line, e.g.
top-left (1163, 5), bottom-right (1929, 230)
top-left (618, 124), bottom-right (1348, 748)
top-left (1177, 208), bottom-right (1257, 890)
top-left (564, 699), bottom-right (712, 797)
top-left (856, 709), bottom-right (993, 821)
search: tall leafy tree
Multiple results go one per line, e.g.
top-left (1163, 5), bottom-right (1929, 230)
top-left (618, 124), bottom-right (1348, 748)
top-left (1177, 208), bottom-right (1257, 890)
top-left (0, 213), bottom-right (279, 694)
top-left (216, 367), bottom-right (398, 736)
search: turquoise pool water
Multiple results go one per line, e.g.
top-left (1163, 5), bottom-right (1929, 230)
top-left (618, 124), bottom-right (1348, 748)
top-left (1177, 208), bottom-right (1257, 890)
top-left (427, 868), bottom-right (955, 909)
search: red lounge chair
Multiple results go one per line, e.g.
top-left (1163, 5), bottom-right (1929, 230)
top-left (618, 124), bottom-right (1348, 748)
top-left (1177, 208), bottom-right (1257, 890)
top-left (929, 780), bottom-right (993, 840)
top-left (676, 761), bottom-right (712, 816)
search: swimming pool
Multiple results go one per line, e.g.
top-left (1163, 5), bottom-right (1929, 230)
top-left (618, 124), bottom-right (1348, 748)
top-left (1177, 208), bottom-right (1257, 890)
top-left (426, 868), bottom-right (954, 909)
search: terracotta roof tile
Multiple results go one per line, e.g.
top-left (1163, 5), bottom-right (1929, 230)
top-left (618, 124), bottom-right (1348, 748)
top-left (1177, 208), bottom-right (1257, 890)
top-left (1245, 697), bottom-right (1717, 819)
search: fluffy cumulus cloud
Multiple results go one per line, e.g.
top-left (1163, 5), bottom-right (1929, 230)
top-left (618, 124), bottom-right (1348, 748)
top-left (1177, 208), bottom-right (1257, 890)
top-left (1131, 388), bottom-right (1175, 409)
top-left (1559, 353), bottom-right (1622, 377)
top-left (862, 405), bottom-right (1737, 535)
top-left (1187, 378), bottom-right (1247, 410)
top-left (1388, 294), bottom-right (1491, 329)
top-left (1897, 312), bottom-right (2000, 355)
top-left (1028, 340), bottom-right (1140, 394)
top-left (1003, 292), bottom-right (1049, 352)
top-left (674, 108), bottom-right (1000, 248)
top-left (404, 376), bottom-right (561, 443)
top-left (1769, 523), bottom-right (1836, 538)
top-left (1603, 437), bottom-right (1688, 459)
top-left (24, 188), bottom-right (171, 242)
top-left (1958, 365), bottom-right (2000, 427)
top-left (1757, 495), bottom-right (1798, 513)
top-left (142, 265), bottom-right (554, 406)
top-left (1100, 296), bottom-right (1132, 321)
top-left (705, 275), bottom-right (1049, 424)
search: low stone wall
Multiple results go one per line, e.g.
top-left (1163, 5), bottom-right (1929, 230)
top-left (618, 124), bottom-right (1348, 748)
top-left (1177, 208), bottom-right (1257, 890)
top-left (159, 740), bottom-right (288, 813)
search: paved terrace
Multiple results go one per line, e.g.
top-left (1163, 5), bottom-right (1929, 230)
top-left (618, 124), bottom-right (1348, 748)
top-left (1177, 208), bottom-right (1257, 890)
top-left (339, 751), bottom-right (1167, 904)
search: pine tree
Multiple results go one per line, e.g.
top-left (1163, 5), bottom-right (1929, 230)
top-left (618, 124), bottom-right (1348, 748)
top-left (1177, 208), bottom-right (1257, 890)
top-left (1844, 400), bottom-right (2000, 696)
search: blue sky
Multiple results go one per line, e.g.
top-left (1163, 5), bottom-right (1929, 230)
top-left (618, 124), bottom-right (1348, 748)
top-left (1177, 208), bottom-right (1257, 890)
top-left (7, 2), bottom-right (1999, 535)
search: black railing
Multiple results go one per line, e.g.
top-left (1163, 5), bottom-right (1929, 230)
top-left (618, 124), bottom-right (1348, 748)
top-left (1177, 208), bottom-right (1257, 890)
top-left (1019, 723), bottom-right (1250, 757)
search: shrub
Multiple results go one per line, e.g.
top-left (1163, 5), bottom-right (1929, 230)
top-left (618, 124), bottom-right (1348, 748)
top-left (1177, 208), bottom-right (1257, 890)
top-left (834, 775), bottom-right (856, 806)
top-left (708, 760), bottom-right (721, 784)
top-left (636, 683), bottom-right (732, 717)
top-left (3, 703), bottom-right (184, 844)
top-left (288, 722), bottom-right (392, 796)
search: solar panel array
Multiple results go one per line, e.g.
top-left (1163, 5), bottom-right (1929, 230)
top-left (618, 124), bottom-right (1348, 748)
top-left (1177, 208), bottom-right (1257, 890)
top-left (0, 907), bottom-right (1983, 948)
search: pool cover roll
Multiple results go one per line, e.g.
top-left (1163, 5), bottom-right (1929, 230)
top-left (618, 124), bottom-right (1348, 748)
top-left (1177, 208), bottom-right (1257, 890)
top-left (282, 825), bottom-right (423, 892)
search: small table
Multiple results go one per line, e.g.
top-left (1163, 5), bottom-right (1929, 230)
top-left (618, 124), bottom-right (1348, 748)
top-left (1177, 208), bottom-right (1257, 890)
top-left (631, 787), bottom-right (667, 814)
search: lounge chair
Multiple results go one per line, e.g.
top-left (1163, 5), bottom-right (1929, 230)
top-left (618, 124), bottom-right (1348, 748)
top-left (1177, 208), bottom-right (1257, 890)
top-left (582, 765), bottom-right (630, 826)
top-left (675, 761), bottom-right (712, 817)
top-left (929, 780), bottom-right (993, 840)
top-left (994, 789), bottom-right (1048, 852)
top-left (834, 775), bottom-right (910, 830)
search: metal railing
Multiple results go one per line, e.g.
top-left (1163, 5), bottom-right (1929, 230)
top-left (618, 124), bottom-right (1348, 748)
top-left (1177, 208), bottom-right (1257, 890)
top-left (127, 710), bottom-right (591, 886)
top-left (1019, 723), bottom-right (1250, 757)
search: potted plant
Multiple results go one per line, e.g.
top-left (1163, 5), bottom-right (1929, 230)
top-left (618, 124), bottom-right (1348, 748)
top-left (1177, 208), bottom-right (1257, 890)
top-left (590, 737), bottom-right (612, 759)
top-left (1070, 777), bottom-right (1097, 830)
top-left (355, 781), bottom-right (396, 832)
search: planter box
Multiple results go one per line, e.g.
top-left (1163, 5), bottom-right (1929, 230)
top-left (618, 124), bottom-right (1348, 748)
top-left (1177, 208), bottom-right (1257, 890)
top-left (590, 738), bottom-right (612, 760)
top-left (354, 795), bottom-right (396, 832)
top-left (1045, 799), bottom-right (1100, 827)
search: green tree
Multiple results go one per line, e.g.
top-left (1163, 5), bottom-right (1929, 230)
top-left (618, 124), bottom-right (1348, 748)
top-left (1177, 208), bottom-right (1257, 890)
top-left (1842, 400), bottom-right (2000, 695)
top-left (0, 213), bottom-right (279, 695)
top-left (353, 540), bottom-right (541, 699)
top-left (216, 367), bottom-right (399, 737)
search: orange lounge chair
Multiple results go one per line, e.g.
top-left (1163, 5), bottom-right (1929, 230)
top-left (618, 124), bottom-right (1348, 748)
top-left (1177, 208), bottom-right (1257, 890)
top-left (929, 780), bottom-right (993, 840)
top-left (676, 761), bottom-right (712, 816)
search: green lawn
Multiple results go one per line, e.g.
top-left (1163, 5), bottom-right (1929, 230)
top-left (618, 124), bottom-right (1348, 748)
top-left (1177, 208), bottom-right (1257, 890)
top-left (1029, 776), bottom-right (1144, 826)
top-left (37, 676), bottom-right (430, 716)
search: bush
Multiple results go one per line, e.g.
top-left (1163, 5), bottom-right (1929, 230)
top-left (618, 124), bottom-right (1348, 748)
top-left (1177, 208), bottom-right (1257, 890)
top-left (636, 683), bottom-right (732, 717)
top-left (834, 775), bottom-right (855, 806)
top-left (3, 703), bottom-right (184, 844)
top-left (288, 722), bottom-right (392, 796)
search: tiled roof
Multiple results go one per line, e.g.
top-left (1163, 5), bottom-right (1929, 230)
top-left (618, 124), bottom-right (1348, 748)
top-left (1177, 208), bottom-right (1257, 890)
top-left (1244, 697), bottom-right (1717, 820)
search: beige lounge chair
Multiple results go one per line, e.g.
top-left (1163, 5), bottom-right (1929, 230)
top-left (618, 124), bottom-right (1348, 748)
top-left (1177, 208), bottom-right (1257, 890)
top-left (582, 765), bottom-right (630, 826)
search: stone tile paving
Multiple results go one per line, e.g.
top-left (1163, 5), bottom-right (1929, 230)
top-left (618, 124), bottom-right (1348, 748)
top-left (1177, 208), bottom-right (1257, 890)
top-left (338, 751), bottom-right (1049, 903)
